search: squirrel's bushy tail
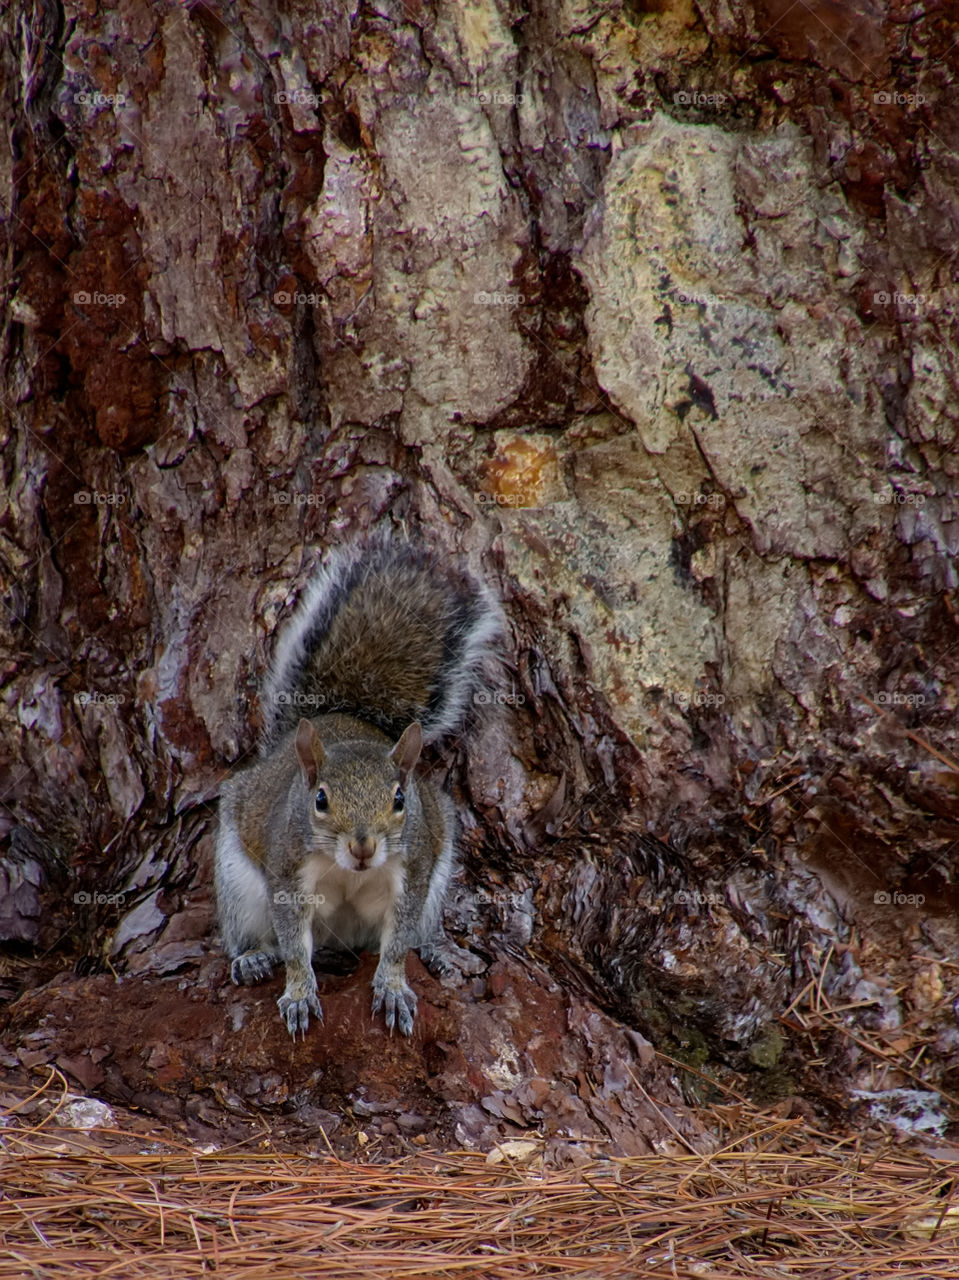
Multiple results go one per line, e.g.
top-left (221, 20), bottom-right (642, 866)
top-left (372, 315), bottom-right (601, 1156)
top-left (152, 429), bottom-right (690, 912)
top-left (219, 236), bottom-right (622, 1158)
top-left (261, 538), bottom-right (503, 748)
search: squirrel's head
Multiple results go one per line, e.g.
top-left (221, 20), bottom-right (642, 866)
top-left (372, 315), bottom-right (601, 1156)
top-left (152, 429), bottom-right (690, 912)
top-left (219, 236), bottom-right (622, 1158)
top-left (294, 718), bottom-right (423, 872)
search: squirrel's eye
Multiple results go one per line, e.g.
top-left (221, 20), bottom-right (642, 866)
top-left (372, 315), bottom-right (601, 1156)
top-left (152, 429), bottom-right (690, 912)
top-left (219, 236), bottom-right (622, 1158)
top-left (314, 788), bottom-right (329, 813)
top-left (393, 787), bottom-right (405, 813)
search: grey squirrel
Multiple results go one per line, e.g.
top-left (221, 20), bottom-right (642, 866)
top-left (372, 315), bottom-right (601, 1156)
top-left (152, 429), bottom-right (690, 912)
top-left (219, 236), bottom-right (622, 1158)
top-left (215, 538), bottom-right (501, 1038)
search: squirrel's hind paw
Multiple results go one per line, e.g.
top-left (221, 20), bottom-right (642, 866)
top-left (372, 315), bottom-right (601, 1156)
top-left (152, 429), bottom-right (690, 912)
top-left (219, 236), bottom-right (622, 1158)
top-left (371, 972), bottom-right (417, 1036)
top-left (419, 938), bottom-right (485, 984)
top-left (230, 950), bottom-right (278, 985)
top-left (277, 988), bottom-right (323, 1039)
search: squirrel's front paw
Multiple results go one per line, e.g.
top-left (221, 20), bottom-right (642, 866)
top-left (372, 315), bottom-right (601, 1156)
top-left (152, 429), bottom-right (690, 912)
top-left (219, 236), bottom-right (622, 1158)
top-left (371, 970), bottom-right (417, 1036)
top-left (277, 987), bottom-right (323, 1039)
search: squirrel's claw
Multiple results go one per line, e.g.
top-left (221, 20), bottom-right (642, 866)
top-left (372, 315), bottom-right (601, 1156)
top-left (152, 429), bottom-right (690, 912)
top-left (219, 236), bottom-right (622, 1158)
top-left (231, 951), bottom-right (277, 985)
top-left (277, 989), bottom-right (323, 1039)
top-left (418, 939), bottom-right (485, 983)
top-left (371, 976), bottom-right (417, 1036)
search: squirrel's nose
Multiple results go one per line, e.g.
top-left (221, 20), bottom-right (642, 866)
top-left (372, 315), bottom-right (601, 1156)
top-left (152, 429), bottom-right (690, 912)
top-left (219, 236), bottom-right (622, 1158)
top-left (349, 837), bottom-right (375, 867)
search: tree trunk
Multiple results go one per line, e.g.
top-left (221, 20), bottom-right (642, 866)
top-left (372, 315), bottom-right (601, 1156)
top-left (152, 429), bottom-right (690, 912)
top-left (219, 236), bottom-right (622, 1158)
top-left (1, 0), bottom-right (956, 1152)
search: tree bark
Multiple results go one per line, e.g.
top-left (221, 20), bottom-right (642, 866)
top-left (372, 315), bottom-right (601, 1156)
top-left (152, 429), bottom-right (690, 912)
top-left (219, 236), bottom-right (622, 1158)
top-left (1, 0), bottom-right (956, 1151)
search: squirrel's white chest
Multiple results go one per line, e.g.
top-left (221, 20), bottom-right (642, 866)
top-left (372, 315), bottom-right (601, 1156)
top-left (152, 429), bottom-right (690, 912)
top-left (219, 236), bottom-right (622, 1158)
top-left (297, 855), bottom-right (403, 948)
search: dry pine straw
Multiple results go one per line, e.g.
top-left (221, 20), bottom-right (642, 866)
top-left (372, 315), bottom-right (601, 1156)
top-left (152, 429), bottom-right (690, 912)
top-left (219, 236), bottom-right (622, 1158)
top-left (1, 1083), bottom-right (958, 1280)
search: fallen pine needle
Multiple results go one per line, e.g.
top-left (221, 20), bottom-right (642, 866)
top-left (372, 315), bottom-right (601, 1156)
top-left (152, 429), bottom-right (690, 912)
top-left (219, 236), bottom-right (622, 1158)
top-left (1, 1079), bottom-right (957, 1280)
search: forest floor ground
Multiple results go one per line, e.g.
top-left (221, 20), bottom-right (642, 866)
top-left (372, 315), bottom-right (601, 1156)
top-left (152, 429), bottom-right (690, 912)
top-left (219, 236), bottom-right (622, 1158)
top-left (1, 1071), bottom-right (957, 1280)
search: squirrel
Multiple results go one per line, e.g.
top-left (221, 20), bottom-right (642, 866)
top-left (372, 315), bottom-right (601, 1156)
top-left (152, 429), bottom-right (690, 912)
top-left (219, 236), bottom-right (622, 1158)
top-left (214, 537), bottom-right (502, 1039)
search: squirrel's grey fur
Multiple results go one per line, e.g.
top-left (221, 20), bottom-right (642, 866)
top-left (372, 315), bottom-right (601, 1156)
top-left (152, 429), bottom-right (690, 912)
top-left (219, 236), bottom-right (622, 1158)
top-left (261, 539), bottom-right (502, 749)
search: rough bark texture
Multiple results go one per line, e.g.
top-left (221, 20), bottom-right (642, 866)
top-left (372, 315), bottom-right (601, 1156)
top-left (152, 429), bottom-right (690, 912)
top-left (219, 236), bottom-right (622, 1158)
top-left (1, 0), bottom-right (957, 1151)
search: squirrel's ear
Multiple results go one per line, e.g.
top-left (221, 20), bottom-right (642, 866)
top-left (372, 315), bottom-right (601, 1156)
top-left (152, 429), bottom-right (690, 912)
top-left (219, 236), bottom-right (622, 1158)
top-left (390, 721), bottom-right (423, 779)
top-left (295, 718), bottom-right (324, 789)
